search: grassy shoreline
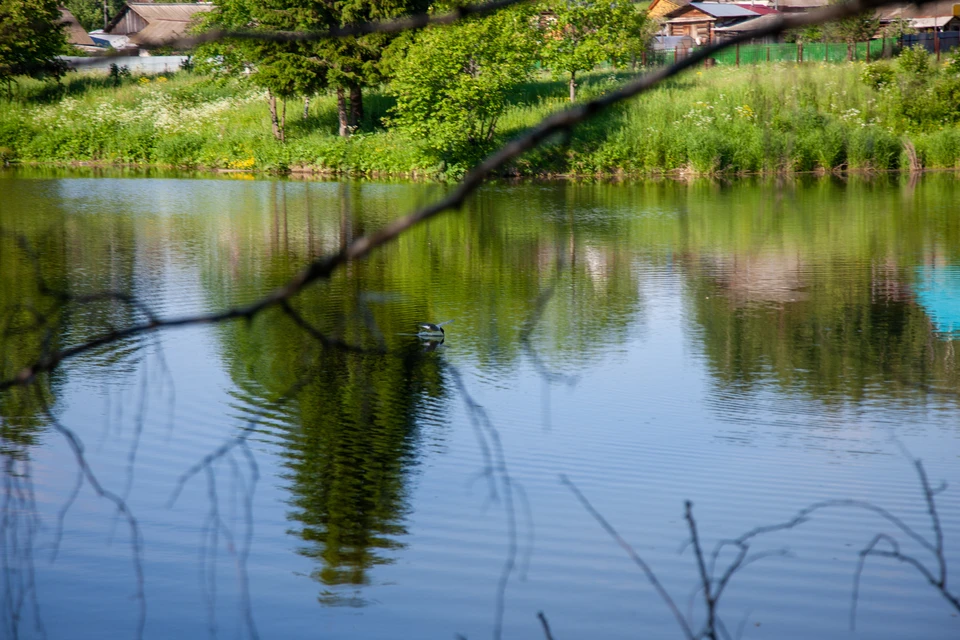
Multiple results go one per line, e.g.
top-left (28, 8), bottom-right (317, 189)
top-left (2, 61), bottom-right (959, 179)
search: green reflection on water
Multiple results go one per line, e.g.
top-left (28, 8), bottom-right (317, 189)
top-left (1, 170), bottom-right (959, 596)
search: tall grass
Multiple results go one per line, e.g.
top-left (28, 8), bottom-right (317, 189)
top-left (1, 59), bottom-right (959, 177)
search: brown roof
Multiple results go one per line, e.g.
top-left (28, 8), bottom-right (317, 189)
top-left (127, 19), bottom-right (195, 46)
top-left (58, 7), bottom-right (96, 46)
top-left (106, 3), bottom-right (213, 33)
top-left (127, 2), bottom-right (213, 22)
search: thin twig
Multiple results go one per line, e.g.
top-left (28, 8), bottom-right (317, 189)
top-left (561, 474), bottom-right (695, 640)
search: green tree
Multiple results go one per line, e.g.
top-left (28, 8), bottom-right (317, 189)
top-left (62, 0), bottom-right (125, 31)
top-left (825, 0), bottom-right (879, 60)
top-left (0, 0), bottom-right (66, 93)
top-left (318, 0), bottom-right (432, 137)
top-left (385, 6), bottom-right (536, 159)
top-left (539, 0), bottom-right (649, 102)
top-left (198, 0), bottom-right (328, 142)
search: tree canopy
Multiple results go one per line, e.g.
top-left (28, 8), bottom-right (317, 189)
top-left (0, 0), bottom-right (66, 88)
top-left (385, 5), bottom-right (537, 160)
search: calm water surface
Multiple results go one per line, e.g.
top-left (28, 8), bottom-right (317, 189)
top-left (1, 171), bottom-right (959, 639)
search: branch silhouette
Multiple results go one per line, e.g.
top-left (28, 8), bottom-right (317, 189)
top-left (4, 0), bottom-right (930, 391)
top-left (564, 454), bottom-right (959, 640)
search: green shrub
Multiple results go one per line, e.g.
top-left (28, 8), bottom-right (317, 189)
top-left (897, 44), bottom-right (932, 77)
top-left (860, 61), bottom-right (895, 89)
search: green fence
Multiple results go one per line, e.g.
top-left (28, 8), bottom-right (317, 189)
top-left (646, 40), bottom-right (890, 68)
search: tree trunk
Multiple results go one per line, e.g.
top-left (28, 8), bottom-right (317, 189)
top-left (267, 91), bottom-right (282, 141)
top-left (280, 98), bottom-right (286, 144)
top-left (847, 42), bottom-right (854, 61)
top-left (569, 71), bottom-right (576, 103)
top-left (337, 87), bottom-right (349, 137)
top-left (102, 0), bottom-right (109, 29)
top-left (303, 96), bottom-right (310, 120)
top-left (349, 84), bottom-right (363, 129)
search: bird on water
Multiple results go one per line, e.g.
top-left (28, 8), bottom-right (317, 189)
top-left (417, 319), bottom-right (453, 337)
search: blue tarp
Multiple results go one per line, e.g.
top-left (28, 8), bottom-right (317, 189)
top-left (914, 266), bottom-right (960, 337)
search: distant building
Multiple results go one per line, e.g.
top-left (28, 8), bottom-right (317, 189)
top-left (58, 7), bottom-right (99, 51)
top-left (774, 0), bottom-right (829, 14)
top-left (878, 1), bottom-right (960, 33)
top-left (105, 2), bottom-right (213, 50)
top-left (662, 2), bottom-right (761, 44)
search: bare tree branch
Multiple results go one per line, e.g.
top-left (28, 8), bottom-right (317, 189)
top-left (3, 0), bottom-right (931, 392)
top-left (561, 474), bottom-right (695, 640)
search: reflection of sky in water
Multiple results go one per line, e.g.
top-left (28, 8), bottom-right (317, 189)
top-left (914, 265), bottom-right (960, 338)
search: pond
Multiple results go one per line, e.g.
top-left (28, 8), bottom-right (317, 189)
top-left (0, 170), bottom-right (958, 640)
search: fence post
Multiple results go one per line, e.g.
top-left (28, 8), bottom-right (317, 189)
top-left (935, 28), bottom-right (940, 62)
top-left (736, 42), bottom-right (740, 67)
top-left (825, 42), bottom-right (829, 62)
top-left (642, 49), bottom-right (647, 67)
top-left (866, 39), bottom-right (870, 62)
top-left (674, 48), bottom-right (678, 64)
top-left (767, 46), bottom-right (770, 62)
top-left (798, 42), bottom-right (803, 63)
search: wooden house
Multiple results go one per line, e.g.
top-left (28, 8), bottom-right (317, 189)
top-left (105, 3), bottom-right (213, 48)
top-left (663, 2), bottom-right (760, 44)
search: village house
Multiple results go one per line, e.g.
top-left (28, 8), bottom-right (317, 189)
top-left (661, 2), bottom-right (762, 44)
top-left (104, 2), bottom-right (213, 50)
top-left (878, 0), bottom-right (960, 33)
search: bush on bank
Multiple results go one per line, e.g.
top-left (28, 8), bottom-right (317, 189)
top-left (1, 50), bottom-right (960, 177)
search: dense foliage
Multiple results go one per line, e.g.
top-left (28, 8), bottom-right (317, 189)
top-left (538, 0), bottom-right (649, 101)
top-left (0, 0), bottom-right (65, 89)
top-left (3, 57), bottom-right (960, 176)
top-left (384, 5), bottom-right (537, 161)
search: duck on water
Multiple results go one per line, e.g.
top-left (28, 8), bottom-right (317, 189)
top-left (417, 320), bottom-right (453, 338)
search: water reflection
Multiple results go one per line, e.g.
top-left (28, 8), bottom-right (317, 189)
top-left (0, 171), bottom-right (959, 638)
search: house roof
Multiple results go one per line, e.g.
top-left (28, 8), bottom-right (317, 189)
top-left (127, 19), bottom-right (196, 46)
top-left (106, 3), bottom-right (213, 34)
top-left (58, 7), bottom-right (96, 46)
top-left (734, 3), bottom-right (779, 14)
top-left (775, 0), bottom-right (829, 7)
top-left (712, 12), bottom-right (781, 30)
top-left (686, 3), bottom-right (761, 17)
top-left (909, 16), bottom-right (956, 27)
top-left (126, 2), bottom-right (212, 22)
top-left (879, 1), bottom-right (960, 20)
top-left (649, 0), bottom-right (691, 18)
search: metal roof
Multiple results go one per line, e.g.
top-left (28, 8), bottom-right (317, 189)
top-left (688, 3), bottom-right (761, 17)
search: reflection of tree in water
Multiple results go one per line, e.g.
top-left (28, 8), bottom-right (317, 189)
top-left (286, 346), bottom-right (443, 595)
top-left (219, 305), bottom-right (445, 600)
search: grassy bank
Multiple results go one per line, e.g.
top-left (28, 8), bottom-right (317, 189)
top-left (2, 59), bottom-right (959, 178)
